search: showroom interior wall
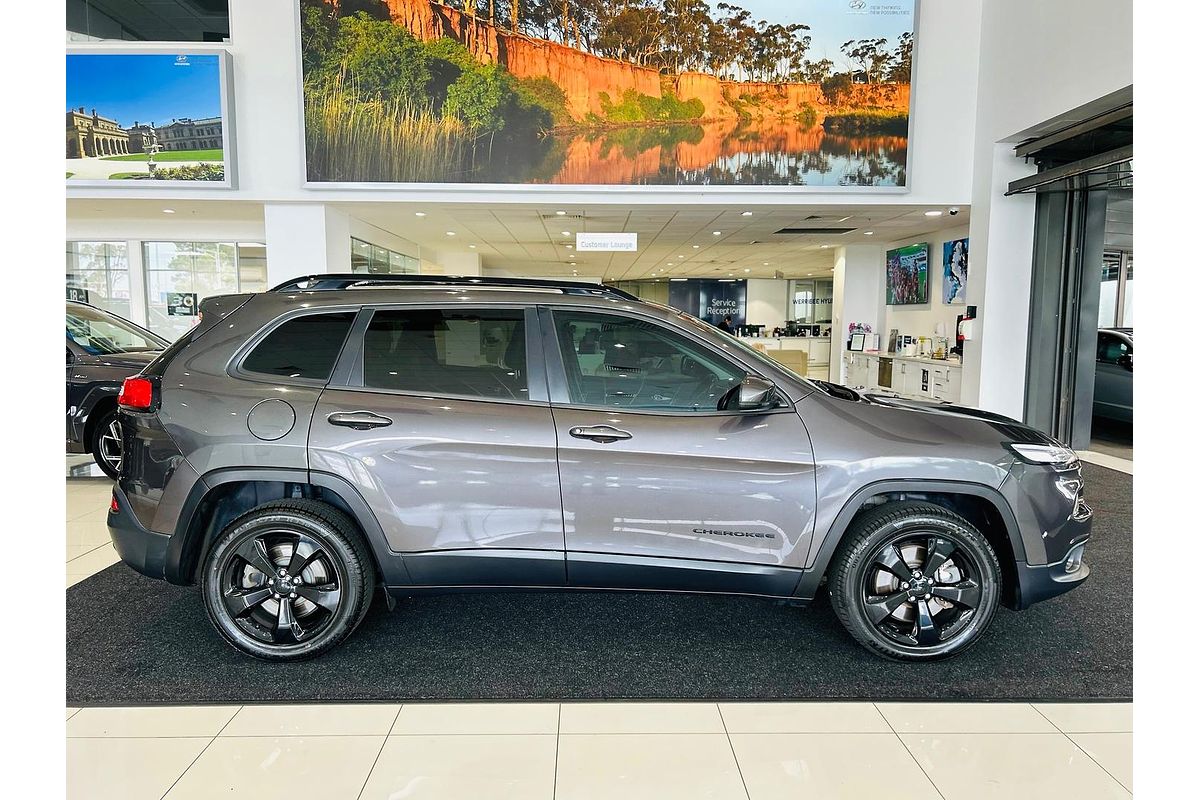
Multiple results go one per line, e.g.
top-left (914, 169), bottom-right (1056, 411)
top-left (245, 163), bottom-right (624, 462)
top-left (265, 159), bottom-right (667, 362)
top-left (68, 0), bottom-right (1133, 415)
top-left (884, 224), bottom-right (971, 338)
top-left (962, 0), bottom-right (1134, 417)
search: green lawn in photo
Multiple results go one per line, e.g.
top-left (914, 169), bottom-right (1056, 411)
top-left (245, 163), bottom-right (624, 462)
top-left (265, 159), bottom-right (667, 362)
top-left (101, 149), bottom-right (224, 162)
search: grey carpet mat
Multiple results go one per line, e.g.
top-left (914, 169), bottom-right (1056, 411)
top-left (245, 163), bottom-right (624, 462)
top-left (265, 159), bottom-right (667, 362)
top-left (66, 464), bottom-right (1131, 705)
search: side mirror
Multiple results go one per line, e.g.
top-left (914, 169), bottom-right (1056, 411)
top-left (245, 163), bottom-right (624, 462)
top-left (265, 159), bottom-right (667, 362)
top-left (1117, 353), bottom-right (1132, 372)
top-left (727, 376), bottom-right (777, 411)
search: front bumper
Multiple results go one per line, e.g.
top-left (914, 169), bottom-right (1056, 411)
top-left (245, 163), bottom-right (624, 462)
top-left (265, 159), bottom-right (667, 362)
top-left (107, 485), bottom-right (170, 581)
top-left (1013, 539), bottom-right (1091, 609)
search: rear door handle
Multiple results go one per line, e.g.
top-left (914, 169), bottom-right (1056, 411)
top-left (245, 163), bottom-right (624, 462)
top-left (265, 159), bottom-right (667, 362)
top-left (327, 411), bottom-right (393, 430)
top-left (569, 424), bottom-right (632, 443)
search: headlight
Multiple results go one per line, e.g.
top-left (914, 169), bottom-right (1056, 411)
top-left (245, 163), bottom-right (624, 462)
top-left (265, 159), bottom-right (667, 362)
top-left (1007, 442), bottom-right (1079, 468)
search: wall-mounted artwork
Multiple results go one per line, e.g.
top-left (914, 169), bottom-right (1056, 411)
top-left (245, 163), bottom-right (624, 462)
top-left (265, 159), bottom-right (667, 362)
top-left (299, 0), bottom-right (916, 187)
top-left (942, 237), bottom-right (968, 304)
top-left (886, 242), bottom-right (929, 305)
top-left (66, 51), bottom-right (234, 186)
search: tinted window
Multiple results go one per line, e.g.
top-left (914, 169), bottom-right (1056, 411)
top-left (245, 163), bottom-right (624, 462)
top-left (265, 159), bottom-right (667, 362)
top-left (1097, 333), bottom-right (1130, 364)
top-left (363, 309), bottom-right (528, 400)
top-left (242, 312), bottom-right (355, 380)
top-left (554, 311), bottom-right (745, 411)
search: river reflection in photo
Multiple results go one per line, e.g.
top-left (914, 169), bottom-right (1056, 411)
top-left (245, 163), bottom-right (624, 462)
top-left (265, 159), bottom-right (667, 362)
top-left (524, 119), bottom-right (907, 186)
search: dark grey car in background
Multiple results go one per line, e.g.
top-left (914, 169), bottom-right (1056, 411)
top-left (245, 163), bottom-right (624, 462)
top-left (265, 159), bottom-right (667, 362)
top-left (67, 301), bottom-right (168, 479)
top-left (107, 276), bottom-right (1093, 662)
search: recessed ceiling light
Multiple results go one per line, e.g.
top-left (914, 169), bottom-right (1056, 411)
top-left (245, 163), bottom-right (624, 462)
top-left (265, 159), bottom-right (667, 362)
top-left (162, 208), bottom-right (175, 214)
top-left (741, 211), bottom-right (753, 217)
top-left (446, 231), bottom-right (456, 236)
top-left (670, 278), bottom-right (687, 282)
top-left (468, 244), bottom-right (476, 249)
top-left (565, 244), bottom-right (573, 249)
top-left (821, 244), bottom-right (830, 249)
top-left (712, 231), bottom-right (721, 236)
top-left (807, 273), bottom-right (814, 276)
top-left (414, 212), bottom-right (426, 217)
top-left (864, 231), bottom-right (874, 236)
top-left (744, 268), bottom-right (751, 273)
top-left (561, 231), bottom-right (571, 236)
top-left (762, 262), bottom-right (770, 266)
top-left (555, 210), bottom-right (566, 215)
top-left (692, 245), bottom-right (700, 249)
top-left (924, 210), bottom-right (943, 217)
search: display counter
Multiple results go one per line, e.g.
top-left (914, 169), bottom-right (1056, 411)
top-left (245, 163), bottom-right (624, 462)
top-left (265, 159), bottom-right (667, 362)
top-left (741, 336), bottom-right (831, 382)
top-left (843, 351), bottom-right (963, 403)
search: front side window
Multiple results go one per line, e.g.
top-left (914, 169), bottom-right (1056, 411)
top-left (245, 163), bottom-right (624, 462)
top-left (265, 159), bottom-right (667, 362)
top-left (1096, 333), bottom-right (1131, 365)
top-left (362, 309), bottom-right (528, 400)
top-left (242, 312), bottom-right (355, 380)
top-left (554, 311), bottom-right (745, 411)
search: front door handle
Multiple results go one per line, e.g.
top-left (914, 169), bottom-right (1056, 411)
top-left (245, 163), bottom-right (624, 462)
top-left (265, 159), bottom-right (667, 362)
top-left (569, 424), bottom-right (632, 444)
top-left (327, 411), bottom-right (393, 430)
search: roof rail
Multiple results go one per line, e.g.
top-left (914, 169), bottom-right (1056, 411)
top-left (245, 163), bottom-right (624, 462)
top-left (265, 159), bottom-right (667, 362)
top-left (269, 273), bottom-right (638, 300)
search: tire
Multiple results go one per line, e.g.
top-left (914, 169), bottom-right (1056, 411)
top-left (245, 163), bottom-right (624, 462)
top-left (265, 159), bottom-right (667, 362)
top-left (89, 407), bottom-right (122, 480)
top-left (201, 499), bottom-right (377, 661)
top-left (828, 501), bottom-right (1001, 662)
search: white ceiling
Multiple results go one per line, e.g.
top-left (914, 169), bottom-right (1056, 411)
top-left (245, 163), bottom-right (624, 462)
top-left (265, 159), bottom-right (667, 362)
top-left (66, 199), bottom-right (971, 281)
top-left (347, 202), bottom-right (971, 281)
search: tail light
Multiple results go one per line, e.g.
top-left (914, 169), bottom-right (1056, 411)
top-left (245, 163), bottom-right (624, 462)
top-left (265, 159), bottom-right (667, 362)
top-left (117, 376), bottom-right (156, 411)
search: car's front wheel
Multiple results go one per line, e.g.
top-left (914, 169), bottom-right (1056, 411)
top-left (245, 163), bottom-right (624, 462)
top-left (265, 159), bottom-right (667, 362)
top-left (201, 500), bottom-right (376, 661)
top-left (89, 408), bottom-right (122, 480)
top-left (828, 502), bottom-right (1001, 661)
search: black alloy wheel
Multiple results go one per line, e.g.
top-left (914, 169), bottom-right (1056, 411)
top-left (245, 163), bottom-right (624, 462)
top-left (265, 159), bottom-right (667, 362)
top-left (90, 409), bottom-right (123, 480)
top-left (828, 502), bottom-right (1001, 661)
top-left (202, 500), bottom-right (375, 661)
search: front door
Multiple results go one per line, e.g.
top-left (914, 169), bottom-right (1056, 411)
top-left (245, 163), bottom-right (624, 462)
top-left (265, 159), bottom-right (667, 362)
top-left (545, 308), bottom-right (818, 596)
top-left (309, 306), bottom-right (565, 586)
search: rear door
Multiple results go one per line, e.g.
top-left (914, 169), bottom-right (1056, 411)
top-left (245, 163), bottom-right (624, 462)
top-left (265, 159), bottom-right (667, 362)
top-left (544, 307), bottom-right (818, 596)
top-left (308, 305), bottom-right (565, 587)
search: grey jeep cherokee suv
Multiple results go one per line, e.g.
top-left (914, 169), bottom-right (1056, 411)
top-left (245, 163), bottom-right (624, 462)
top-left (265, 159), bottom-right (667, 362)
top-left (107, 276), bottom-right (1093, 662)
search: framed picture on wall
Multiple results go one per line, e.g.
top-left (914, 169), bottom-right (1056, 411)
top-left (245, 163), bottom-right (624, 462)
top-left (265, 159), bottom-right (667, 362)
top-left (942, 237), bottom-right (969, 304)
top-left (886, 242), bottom-right (930, 305)
top-left (297, 0), bottom-right (917, 189)
top-left (66, 49), bottom-right (236, 188)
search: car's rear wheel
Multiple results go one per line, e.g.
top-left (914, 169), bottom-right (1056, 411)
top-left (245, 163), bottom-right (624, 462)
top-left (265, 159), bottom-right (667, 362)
top-left (201, 500), bottom-right (376, 661)
top-left (828, 502), bottom-right (1001, 661)
top-left (89, 408), bottom-right (122, 480)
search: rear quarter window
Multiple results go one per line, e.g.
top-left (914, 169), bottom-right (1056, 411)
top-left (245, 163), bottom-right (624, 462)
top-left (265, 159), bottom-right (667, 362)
top-left (242, 312), bottom-right (356, 380)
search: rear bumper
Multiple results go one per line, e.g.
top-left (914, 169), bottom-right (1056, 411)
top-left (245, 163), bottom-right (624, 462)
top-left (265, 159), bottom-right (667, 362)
top-left (1013, 540), bottom-right (1091, 609)
top-left (107, 485), bottom-right (171, 581)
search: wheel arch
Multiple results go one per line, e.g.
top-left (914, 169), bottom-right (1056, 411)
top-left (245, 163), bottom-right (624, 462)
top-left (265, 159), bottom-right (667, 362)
top-left (82, 392), bottom-right (119, 447)
top-left (164, 468), bottom-right (407, 588)
top-left (797, 480), bottom-right (1024, 608)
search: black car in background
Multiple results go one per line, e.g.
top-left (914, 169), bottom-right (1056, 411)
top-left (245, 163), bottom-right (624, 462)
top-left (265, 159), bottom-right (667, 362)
top-left (67, 301), bottom-right (168, 479)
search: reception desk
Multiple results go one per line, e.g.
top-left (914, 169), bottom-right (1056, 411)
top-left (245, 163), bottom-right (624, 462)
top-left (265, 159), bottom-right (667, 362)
top-left (741, 336), bottom-right (831, 382)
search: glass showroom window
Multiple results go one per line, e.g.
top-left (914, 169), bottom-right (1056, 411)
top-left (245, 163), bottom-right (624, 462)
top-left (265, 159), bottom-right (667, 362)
top-left (1099, 251), bottom-right (1134, 328)
top-left (143, 241), bottom-right (267, 339)
top-left (790, 279), bottom-right (834, 324)
top-left (351, 237), bottom-right (418, 274)
top-left (66, 241), bottom-right (131, 319)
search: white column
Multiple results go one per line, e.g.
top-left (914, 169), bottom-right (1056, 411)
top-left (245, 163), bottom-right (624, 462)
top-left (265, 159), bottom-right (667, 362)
top-left (831, 245), bottom-right (884, 383)
top-left (126, 239), bottom-right (148, 327)
top-left (961, 144), bottom-right (1038, 416)
top-left (262, 204), bottom-right (351, 286)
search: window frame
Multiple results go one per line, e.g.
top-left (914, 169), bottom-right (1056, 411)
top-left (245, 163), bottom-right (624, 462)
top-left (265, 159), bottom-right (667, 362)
top-left (326, 304), bottom-right (548, 406)
top-left (541, 305), bottom-right (794, 417)
top-left (229, 306), bottom-right (363, 387)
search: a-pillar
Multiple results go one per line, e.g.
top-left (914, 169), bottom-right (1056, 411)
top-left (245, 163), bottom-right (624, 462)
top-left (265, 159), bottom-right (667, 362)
top-left (263, 204), bottom-right (351, 287)
top-left (830, 244), bottom-right (884, 383)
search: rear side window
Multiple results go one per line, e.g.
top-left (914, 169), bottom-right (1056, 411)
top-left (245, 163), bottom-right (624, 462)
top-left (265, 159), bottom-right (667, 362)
top-left (362, 309), bottom-right (528, 400)
top-left (242, 312), bottom-right (355, 380)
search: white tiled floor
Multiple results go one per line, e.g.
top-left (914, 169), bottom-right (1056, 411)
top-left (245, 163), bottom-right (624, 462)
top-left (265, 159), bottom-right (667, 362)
top-left (65, 478), bottom-right (1132, 799)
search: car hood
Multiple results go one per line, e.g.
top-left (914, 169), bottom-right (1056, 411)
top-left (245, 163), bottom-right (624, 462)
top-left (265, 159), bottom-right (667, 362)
top-left (860, 393), bottom-right (1057, 445)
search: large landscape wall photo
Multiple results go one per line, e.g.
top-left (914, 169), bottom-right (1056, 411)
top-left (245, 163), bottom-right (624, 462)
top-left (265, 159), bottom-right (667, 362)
top-left (301, 0), bottom-right (916, 186)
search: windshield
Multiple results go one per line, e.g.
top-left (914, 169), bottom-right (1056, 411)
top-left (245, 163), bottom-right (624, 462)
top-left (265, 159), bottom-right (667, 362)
top-left (67, 304), bottom-right (166, 356)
